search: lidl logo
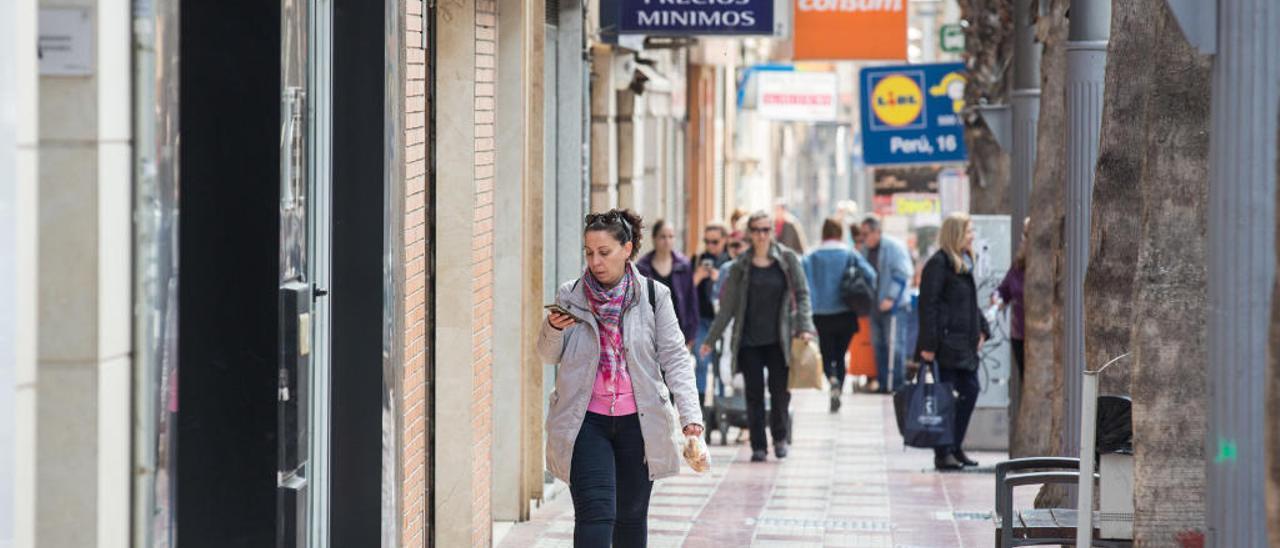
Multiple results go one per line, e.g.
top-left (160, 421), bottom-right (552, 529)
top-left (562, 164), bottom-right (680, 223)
top-left (870, 73), bottom-right (925, 129)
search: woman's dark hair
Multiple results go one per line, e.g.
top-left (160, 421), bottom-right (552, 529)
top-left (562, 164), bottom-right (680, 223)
top-left (584, 208), bottom-right (644, 260)
top-left (821, 217), bottom-right (843, 241)
top-left (651, 219), bottom-right (668, 238)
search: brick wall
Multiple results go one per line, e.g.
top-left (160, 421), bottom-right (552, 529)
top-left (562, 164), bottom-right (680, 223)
top-left (472, 0), bottom-right (497, 545)
top-left (403, 0), bottom-right (429, 545)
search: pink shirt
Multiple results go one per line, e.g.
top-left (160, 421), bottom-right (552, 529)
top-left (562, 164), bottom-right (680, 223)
top-left (587, 357), bottom-right (638, 416)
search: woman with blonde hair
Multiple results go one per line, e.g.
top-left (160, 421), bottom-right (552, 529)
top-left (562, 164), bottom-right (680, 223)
top-left (916, 212), bottom-right (990, 471)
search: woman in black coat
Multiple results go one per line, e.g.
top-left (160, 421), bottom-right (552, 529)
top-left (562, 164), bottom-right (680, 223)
top-left (917, 212), bottom-right (990, 471)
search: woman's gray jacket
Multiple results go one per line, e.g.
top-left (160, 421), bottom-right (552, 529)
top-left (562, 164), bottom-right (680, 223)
top-left (703, 242), bottom-right (817, 372)
top-left (537, 263), bottom-right (704, 484)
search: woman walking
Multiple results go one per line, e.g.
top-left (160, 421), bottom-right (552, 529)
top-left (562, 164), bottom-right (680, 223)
top-left (539, 209), bottom-right (704, 547)
top-left (804, 218), bottom-right (876, 413)
top-left (917, 212), bottom-right (990, 471)
top-left (637, 219), bottom-right (700, 348)
top-left (701, 211), bottom-right (815, 462)
top-left (995, 218), bottom-right (1029, 381)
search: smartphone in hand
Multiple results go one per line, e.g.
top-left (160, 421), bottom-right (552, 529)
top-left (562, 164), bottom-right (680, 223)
top-left (544, 304), bottom-right (583, 324)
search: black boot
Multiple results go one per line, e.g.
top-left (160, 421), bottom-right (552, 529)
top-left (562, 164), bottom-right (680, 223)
top-left (751, 449), bottom-right (767, 462)
top-left (829, 377), bottom-right (842, 413)
top-left (774, 441), bottom-right (789, 459)
top-left (934, 453), bottom-right (963, 471)
top-left (953, 449), bottom-right (978, 467)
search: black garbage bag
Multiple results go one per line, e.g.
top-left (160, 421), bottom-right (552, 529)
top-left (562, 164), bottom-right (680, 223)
top-left (1095, 395), bottom-right (1133, 455)
top-left (893, 361), bottom-right (956, 449)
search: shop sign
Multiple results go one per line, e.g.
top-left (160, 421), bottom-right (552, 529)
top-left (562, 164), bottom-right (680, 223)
top-left (892, 193), bottom-right (940, 218)
top-left (859, 62), bottom-right (968, 166)
top-left (756, 71), bottom-right (838, 122)
top-left (617, 0), bottom-right (781, 36)
top-left (940, 23), bottom-right (966, 53)
top-left (793, 0), bottom-right (907, 60)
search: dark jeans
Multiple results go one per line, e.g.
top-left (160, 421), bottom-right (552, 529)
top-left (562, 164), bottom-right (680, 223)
top-left (871, 309), bottom-right (908, 391)
top-left (814, 312), bottom-right (859, 390)
top-left (933, 367), bottom-right (981, 458)
top-left (739, 343), bottom-right (790, 451)
top-left (570, 413), bottom-right (653, 548)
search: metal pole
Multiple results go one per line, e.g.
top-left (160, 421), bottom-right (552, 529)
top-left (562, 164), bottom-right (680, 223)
top-left (1010, 0), bottom-right (1041, 255)
top-left (1206, 0), bottom-right (1278, 544)
top-left (1076, 371), bottom-right (1098, 548)
top-left (1062, 0), bottom-right (1109, 488)
top-left (887, 314), bottom-right (897, 392)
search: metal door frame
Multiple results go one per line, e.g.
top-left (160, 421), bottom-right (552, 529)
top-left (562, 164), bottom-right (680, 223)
top-left (305, 0), bottom-right (334, 545)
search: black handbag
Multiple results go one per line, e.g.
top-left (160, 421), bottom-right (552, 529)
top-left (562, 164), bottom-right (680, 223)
top-left (838, 259), bottom-right (876, 316)
top-left (892, 361), bottom-right (957, 448)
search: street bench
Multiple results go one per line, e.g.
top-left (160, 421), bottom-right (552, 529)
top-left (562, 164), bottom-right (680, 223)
top-left (993, 458), bottom-right (1133, 547)
top-left (994, 394), bottom-right (1136, 547)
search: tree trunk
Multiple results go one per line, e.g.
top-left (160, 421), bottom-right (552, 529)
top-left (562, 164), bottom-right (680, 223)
top-left (1121, 2), bottom-right (1211, 544)
top-left (1082, 0), bottom-right (1151, 398)
top-left (958, 0), bottom-right (1013, 214)
top-left (1017, 0), bottom-right (1068, 463)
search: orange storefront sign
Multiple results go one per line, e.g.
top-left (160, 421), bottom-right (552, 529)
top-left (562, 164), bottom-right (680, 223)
top-left (793, 0), bottom-right (908, 61)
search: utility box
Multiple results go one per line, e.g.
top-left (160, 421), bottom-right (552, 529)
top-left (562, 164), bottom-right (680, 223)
top-left (1099, 453), bottom-right (1135, 539)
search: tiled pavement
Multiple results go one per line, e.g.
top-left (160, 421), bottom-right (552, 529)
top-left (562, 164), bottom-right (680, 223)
top-left (499, 390), bottom-right (1031, 547)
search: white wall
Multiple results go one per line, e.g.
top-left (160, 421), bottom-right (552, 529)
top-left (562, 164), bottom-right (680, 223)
top-left (34, 0), bottom-right (132, 545)
top-left (1, 0), bottom-right (40, 545)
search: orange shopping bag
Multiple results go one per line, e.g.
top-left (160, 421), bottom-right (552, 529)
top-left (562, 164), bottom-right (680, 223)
top-left (847, 316), bottom-right (876, 377)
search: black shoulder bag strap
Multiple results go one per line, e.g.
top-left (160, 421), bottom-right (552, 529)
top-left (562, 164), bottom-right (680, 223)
top-left (648, 276), bottom-right (656, 311)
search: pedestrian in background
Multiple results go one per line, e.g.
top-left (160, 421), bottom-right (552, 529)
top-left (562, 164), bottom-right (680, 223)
top-left (692, 222), bottom-right (732, 402)
top-left (995, 218), bottom-right (1029, 381)
top-left (702, 212), bottom-right (816, 462)
top-left (804, 218), bottom-right (876, 412)
top-left (637, 220), bottom-right (699, 348)
top-left (916, 212), bottom-right (990, 471)
top-left (539, 209), bottom-right (704, 547)
top-left (773, 201), bottom-right (808, 254)
top-left (714, 229), bottom-right (746, 304)
top-left (859, 215), bottom-right (914, 393)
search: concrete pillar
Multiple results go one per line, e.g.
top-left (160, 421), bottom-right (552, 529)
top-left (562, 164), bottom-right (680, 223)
top-left (1010, 0), bottom-right (1041, 254)
top-left (0, 0), bottom-right (39, 545)
top-left (551, 0), bottom-right (588, 288)
top-left (493, 0), bottom-right (524, 521)
top-left (590, 45), bottom-right (618, 211)
top-left (1061, 0), bottom-right (1109, 472)
top-left (493, 0), bottom-right (545, 521)
top-left (642, 116), bottom-right (662, 220)
top-left (33, 0), bottom-right (134, 545)
top-left (616, 90), bottom-right (644, 213)
top-left (1206, 0), bottom-right (1279, 543)
top-left (432, 0), bottom-right (479, 544)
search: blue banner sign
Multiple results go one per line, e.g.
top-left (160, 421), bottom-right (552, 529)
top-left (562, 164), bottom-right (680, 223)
top-left (859, 62), bottom-right (968, 166)
top-left (618, 0), bottom-right (775, 35)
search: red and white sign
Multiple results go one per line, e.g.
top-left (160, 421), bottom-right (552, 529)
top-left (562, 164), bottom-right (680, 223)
top-left (756, 71), bottom-right (839, 122)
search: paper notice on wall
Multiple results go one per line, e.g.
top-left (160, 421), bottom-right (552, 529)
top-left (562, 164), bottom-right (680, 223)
top-left (39, 8), bottom-right (93, 76)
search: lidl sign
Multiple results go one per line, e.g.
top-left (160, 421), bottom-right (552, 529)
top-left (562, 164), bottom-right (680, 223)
top-left (859, 62), bottom-right (968, 166)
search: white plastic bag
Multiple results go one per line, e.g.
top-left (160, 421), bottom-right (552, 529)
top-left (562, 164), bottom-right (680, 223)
top-left (683, 435), bottom-right (711, 473)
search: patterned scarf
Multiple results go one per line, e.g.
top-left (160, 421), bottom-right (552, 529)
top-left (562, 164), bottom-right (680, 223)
top-left (583, 268), bottom-right (634, 386)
